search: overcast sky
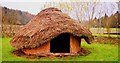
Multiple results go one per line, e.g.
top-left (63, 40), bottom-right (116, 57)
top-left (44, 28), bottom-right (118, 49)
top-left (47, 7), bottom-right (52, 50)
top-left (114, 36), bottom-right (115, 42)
top-left (1, 2), bottom-right (45, 15)
top-left (1, 0), bottom-right (119, 20)
top-left (1, 0), bottom-right (119, 2)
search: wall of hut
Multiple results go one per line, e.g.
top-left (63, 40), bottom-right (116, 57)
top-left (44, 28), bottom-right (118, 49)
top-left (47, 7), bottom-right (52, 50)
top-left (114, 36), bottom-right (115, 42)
top-left (22, 34), bottom-right (81, 55)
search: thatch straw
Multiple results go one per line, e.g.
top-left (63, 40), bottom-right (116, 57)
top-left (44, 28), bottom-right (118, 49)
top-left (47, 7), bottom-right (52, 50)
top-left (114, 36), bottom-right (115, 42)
top-left (10, 7), bottom-right (94, 49)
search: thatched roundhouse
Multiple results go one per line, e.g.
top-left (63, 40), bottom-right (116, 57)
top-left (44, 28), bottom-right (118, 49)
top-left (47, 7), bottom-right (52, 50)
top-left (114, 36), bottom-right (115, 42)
top-left (11, 7), bottom-right (93, 56)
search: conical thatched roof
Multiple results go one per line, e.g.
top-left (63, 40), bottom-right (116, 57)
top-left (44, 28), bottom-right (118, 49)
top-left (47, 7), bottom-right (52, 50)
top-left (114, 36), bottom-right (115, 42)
top-left (10, 7), bottom-right (93, 49)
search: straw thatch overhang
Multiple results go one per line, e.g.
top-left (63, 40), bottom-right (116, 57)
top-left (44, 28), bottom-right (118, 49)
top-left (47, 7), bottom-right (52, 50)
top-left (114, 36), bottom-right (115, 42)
top-left (10, 7), bottom-right (94, 50)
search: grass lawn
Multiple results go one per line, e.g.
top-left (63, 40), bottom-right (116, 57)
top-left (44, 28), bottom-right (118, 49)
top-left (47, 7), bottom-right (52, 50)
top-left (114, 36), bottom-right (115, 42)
top-left (1, 38), bottom-right (118, 61)
top-left (0, 38), bottom-right (2, 62)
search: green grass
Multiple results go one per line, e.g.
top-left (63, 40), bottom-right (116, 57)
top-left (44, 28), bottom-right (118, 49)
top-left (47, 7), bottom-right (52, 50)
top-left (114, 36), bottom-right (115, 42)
top-left (0, 38), bottom-right (2, 62)
top-left (2, 38), bottom-right (118, 61)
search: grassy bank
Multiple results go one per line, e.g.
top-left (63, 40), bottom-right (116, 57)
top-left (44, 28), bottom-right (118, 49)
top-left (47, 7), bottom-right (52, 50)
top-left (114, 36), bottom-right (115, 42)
top-left (2, 38), bottom-right (118, 61)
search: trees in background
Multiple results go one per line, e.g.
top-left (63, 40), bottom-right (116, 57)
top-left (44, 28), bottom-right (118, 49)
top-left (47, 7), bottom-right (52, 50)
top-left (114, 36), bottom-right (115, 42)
top-left (2, 7), bottom-right (34, 37)
top-left (2, 7), bottom-right (34, 25)
top-left (42, 2), bottom-right (118, 27)
top-left (90, 11), bottom-right (120, 28)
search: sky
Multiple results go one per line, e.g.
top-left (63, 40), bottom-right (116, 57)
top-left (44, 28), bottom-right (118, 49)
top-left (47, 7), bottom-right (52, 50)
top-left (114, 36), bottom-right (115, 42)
top-left (1, 0), bottom-right (119, 2)
top-left (1, 2), bottom-right (45, 15)
top-left (1, 1), bottom-right (119, 21)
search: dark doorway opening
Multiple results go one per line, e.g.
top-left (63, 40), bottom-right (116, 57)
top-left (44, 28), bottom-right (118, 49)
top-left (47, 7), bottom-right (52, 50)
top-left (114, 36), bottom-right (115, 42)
top-left (50, 33), bottom-right (70, 53)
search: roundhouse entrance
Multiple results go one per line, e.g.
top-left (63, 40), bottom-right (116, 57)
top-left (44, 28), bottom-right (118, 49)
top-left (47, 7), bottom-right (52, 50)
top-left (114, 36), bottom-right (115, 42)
top-left (50, 33), bottom-right (70, 53)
